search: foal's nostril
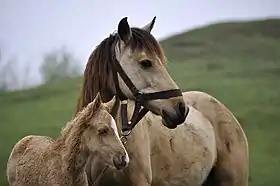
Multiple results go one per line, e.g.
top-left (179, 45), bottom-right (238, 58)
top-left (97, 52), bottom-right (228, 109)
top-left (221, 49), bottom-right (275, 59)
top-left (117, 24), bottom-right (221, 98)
top-left (120, 155), bottom-right (127, 166)
top-left (113, 154), bottom-right (128, 170)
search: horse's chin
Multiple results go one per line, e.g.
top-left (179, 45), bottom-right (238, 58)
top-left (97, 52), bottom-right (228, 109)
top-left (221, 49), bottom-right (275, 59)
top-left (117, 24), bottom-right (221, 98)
top-left (140, 102), bottom-right (183, 129)
top-left (141, 103), bottom-right (179, 129)
top-left (161, 117), bottom-right (178, 129)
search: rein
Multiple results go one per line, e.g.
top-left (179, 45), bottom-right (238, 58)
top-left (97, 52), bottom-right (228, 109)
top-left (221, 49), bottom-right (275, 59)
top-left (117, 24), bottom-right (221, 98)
top-left (110, 41), bottom-right (183, 141)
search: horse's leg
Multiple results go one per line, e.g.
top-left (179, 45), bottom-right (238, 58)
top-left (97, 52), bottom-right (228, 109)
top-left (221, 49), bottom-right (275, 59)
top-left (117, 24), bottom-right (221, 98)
top-left (183, 91), bottom-right (249, 186)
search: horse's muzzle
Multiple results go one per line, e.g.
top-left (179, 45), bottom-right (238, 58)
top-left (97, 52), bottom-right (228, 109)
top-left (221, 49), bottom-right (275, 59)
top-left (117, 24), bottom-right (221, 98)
top-left (162, 101), bottom-right (189, 129)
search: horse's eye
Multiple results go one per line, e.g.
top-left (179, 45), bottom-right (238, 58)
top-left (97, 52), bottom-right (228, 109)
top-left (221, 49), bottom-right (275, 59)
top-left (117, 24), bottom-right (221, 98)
top-left (139, 60), bottom-right (152, 69)
top-left (98, 127), bottom-right (108, 136)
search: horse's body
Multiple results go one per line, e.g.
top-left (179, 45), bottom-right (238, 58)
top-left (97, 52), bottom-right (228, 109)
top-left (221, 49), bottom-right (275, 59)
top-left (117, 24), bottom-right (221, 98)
top-left (7, 94), bottom-right (129, 186)
top-left (76, 17), bottom-right (249, 186)
top-left (86, 92), bottom-right (248, 186)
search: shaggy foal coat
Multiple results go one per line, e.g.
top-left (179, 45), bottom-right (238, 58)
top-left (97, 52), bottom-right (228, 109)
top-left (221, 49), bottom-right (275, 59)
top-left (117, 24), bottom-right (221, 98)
top-left (6, 95), bottom-right (128, 186)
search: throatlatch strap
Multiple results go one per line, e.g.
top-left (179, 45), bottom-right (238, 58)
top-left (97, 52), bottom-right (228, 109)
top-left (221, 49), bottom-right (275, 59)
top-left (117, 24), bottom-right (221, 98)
top-left (121, 102), bottom-right (149, 133)
top-left (112, 58), bottom-right (139, 96)
top-left (112, 61), bottom-right (127, 101)
top-left (129, 102), bottom-right (142, 125)
top-left (121, 102), bottom-right (129, 133)
top-left (131, 108), bottom-right (149, 128)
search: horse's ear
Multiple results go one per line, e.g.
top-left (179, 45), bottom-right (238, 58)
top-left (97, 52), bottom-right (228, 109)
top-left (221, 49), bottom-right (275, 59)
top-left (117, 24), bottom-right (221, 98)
top-left (103, 96), bottom-right (116, 113)
top-left (142, 16), bottom-right (156, 33)
top-left (118, 17), bottom-right (132, 44)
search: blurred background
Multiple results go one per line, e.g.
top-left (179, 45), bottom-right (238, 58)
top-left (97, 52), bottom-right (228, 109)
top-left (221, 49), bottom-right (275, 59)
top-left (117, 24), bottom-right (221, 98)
top-left (1, 0), bottom-right (280, 185)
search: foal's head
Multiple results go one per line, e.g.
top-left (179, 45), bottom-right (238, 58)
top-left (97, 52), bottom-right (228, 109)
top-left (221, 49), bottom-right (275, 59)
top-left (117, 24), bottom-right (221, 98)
top-left (81, 93), bottom-right (129, 170)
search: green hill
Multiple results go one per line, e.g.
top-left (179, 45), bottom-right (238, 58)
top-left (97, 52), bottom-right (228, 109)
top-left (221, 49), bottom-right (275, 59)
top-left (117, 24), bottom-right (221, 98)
top-left (1, 18), bottom-right (280, 186)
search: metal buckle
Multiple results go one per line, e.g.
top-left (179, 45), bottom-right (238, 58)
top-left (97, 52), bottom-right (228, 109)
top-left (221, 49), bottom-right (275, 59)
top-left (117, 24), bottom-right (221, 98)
top-left (121, 128), bottom-right (131, 137)
top-left (135, 92), bottom-right (144, 102)
top-left (120, 136), bottom-right (128, 144)
top-left (121, 100), bottom-right (128, 104)
top-left (121, 129), bottom-right (131, 145)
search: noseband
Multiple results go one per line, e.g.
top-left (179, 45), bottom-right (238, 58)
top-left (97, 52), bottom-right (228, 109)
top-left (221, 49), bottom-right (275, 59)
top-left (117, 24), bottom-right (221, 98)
top-left (110, 42), bottom-right (183, 141)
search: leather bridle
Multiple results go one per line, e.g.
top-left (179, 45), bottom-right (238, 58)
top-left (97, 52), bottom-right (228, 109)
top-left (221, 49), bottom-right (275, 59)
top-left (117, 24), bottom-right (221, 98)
top-left (110, 41), bottom-right (183, 141)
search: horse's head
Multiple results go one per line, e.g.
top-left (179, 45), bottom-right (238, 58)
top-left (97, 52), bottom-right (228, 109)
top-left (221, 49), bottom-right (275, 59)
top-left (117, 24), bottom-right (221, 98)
top-left (77, 17), bottom-right (188, 129)
top-left (113, 17), bottom-right (188, 128)
top-left (82, 94), bottom-right (129, 170)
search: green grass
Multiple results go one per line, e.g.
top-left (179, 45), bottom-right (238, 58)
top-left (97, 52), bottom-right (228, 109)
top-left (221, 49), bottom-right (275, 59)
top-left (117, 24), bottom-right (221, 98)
top-left (1, 18), bottom-right (280, 186)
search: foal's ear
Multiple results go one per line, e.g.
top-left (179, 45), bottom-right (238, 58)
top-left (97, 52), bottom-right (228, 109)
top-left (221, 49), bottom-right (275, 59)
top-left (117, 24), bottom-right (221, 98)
top-left (103, 96), bottom-right (116, 113)
top-left (118, 17), bottom-right (132, 44)
top-left (141, 16), bottom-right (156, 33)
top-left (93, 92), bottom-right (103, 109)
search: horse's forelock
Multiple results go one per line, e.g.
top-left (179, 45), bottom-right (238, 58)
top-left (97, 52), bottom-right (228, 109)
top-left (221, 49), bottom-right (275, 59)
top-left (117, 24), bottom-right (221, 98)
top-left (130, 27), bottom-right (166, 63)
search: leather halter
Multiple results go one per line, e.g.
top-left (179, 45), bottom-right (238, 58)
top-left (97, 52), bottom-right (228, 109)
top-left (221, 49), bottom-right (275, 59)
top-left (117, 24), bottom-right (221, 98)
top-left (110, 41), bottom-right (183, 140)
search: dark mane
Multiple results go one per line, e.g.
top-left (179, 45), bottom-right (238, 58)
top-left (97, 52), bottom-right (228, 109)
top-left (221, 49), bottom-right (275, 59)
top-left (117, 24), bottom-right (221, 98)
top-left (75, 28), bottom-right (165, 114)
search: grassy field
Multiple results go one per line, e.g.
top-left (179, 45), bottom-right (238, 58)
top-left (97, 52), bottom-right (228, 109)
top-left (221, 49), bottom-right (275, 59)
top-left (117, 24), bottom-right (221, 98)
top-left (1, 18), bottom-right (280, 186)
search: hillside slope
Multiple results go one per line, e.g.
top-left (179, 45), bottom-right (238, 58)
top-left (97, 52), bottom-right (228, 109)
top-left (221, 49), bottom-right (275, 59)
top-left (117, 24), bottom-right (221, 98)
top-left (161, 18), bottom-right (280, 62)
top-left (1, 18), bottom-right (280, 186)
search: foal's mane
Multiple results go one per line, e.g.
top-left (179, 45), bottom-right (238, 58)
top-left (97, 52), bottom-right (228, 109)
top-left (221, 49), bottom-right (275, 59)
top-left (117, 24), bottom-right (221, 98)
top-left (62, 97), bottom-right (103, 139)
top-left (75, 28), bottom-right (165, 114)
top-left (52, 96), bottom-right (105, 171)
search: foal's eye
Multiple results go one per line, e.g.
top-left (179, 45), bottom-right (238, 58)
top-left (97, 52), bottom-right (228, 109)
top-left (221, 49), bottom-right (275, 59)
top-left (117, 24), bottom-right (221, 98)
top-left (98, 127), bottom-right (108, 136)
top-left (139, 59), bottom-right (153, 69)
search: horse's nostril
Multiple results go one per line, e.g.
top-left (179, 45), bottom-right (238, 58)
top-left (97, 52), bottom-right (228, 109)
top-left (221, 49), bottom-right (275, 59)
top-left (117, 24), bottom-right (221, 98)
top-left (178, 102), bottom-right (186, 116)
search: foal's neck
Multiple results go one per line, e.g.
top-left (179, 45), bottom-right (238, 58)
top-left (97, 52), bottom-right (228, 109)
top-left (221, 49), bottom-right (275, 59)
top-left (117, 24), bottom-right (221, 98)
top-left (60, 126), bottom-right (90, 177)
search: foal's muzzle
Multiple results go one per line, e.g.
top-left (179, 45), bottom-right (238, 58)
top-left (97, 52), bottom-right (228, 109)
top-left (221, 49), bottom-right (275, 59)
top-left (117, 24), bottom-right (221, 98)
top-left (113, 153), bottom-right (128, 170)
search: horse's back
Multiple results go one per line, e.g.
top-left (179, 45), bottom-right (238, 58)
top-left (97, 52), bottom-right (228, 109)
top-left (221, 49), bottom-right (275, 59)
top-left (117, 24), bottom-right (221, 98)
top-left (7, 135), bottom-right (53, 185)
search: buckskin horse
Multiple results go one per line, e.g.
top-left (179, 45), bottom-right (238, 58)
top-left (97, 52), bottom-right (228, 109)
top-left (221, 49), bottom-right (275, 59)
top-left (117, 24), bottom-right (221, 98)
top-left (75, 17), bottom-right (249, 186)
